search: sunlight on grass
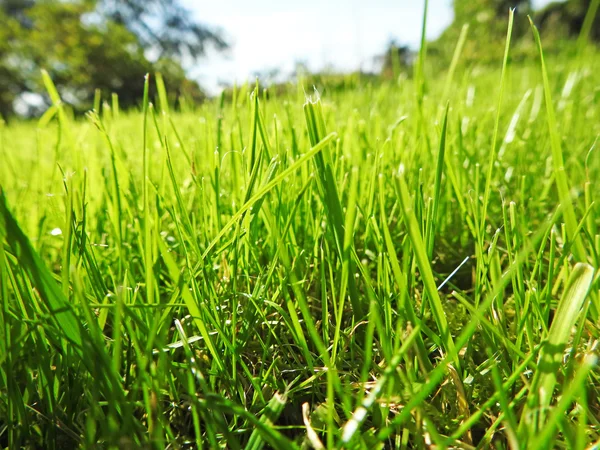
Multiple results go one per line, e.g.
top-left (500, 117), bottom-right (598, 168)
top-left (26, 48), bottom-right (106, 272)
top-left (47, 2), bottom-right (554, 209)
top-left (1, 8), bottom-right (600, 449)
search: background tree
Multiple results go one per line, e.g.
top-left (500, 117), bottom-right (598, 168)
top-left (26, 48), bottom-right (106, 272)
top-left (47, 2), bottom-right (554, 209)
top-left (0, 0), bottom-right (227, 118)
top-left (429, 0), bottom-right (599, 68)
top-left (378, 40), bottom-right (414, 80)
top-left (430, 0), bottom-right (532, 66)
top-left (0, 9), bottom-right (24, 118)
top-left (535, 0), bottom-right (600, 43)
top-left (98, 0), bottom-right (228, 59)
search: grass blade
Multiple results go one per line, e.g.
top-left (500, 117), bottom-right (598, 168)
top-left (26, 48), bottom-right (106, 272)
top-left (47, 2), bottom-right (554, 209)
top-left (0, 190), bottom-right (82, 349)
top-left (520, 262), bottom-right (595, 440)
top-left (529, 17), bottom-right (587, 262)
top-left (395, 171), bottom-right (459, 368)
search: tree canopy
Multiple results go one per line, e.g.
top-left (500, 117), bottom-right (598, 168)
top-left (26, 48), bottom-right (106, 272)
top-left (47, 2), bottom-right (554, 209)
top-left (379, 40), bottom-right (415, 80)
top-left (0, 0), bottom-right (228, 118)
top-left (535, 0), bottom-right (600, 43)
top-left (425, 0), bottom-right (598, 69)
top-left (429, 0), bottom-right (532, 66)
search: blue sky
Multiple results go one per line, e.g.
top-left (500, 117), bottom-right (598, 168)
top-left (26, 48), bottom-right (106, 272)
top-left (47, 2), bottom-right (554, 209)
top-left (183, 0), bottom-right (553, 93)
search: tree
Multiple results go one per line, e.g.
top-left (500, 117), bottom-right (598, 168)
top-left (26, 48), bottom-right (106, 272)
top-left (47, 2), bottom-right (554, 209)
top-left (454, 0), bottom-right (531, 20)
top-left (0, 0), bottom-right (227, 118)
top-left (431, 0), bottom-right (532, 66)
top-left (0, 10), bottom-right (25, 118)
top-left (535, 0), bottom-right (600, 43)
top-left (378, 40), bottom-right (414, 80)
top-left (99, 0), bottom-right (228, 60)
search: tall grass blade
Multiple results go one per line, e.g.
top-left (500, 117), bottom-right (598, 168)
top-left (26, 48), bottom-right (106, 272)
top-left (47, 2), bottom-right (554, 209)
top-left (0, 190), bottom-right (82, 349)
top-left (480, 9), bottom-right (514, 232)
top-left (520, 262), bottom-right (595, 440)
top-left (529, 17), bottom-right (587, 262)
top-left (395, 172), bottom-right (458, 368)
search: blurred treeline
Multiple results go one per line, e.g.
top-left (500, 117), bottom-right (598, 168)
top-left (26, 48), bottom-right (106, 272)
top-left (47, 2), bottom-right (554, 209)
top-left (0, 0), bottom-right (227, 118)
top-left (245, 0), bottom-right (599, 101)
top-left (381, 0), bottom-right (599, 78)
top-left (0, 0), bottom-right (598, 119)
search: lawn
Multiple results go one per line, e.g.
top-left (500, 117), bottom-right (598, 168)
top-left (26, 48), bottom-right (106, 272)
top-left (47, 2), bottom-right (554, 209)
top-left (1, 17), bottom-right (600, 449)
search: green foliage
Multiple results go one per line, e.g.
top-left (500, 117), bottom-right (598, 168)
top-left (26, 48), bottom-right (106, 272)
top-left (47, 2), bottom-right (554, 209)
top-left (1, 2), bottom-right (600, 448)
top-left (99, 0), bottom-right (228, 60)
top-left (379, 40), bottom-right (414, 80)
top-left (0, 8), bottom-right (25, 118)
top-left (0, 0), bottom-right (222, 117)
top-left (535, 0), bottom-right (600, 43)
top-left (25, 2), bottom-right (150, 108)
top-left (1, 30), bottom-right (600, 447)
top-left (430, 0), bottom-right (531, 66)
top-left (429, 0), bottom-right (599, 69)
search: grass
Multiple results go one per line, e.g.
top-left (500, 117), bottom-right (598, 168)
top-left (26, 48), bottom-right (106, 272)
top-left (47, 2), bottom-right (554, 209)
top-left (1, 12), bottom-right (600, 449)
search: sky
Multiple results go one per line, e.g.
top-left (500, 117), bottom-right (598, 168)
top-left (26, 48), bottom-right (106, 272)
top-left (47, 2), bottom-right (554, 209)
top-left (183, 0), bottom-right (554, 93)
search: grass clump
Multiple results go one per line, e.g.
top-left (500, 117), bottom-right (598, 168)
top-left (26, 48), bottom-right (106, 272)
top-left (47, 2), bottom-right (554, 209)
top-left (1, 12), bottom-right (600, 449)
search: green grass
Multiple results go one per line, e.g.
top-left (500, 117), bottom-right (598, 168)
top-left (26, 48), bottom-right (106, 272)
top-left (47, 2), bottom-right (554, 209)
top-left (1, 16), bottom-right (600, 449)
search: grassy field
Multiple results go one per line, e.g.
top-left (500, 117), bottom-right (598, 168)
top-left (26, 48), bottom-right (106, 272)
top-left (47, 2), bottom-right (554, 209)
top-left (1, 16), bottom-right (600, 449)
